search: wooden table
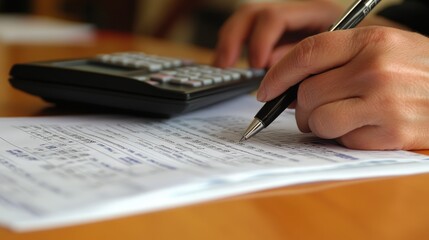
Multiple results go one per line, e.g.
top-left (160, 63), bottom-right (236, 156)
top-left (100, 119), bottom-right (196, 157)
top-left (1, 32), bottom-right (429, 240)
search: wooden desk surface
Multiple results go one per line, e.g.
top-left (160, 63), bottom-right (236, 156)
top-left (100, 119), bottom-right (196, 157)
top-left (1, 33), bottom-right (429, 240)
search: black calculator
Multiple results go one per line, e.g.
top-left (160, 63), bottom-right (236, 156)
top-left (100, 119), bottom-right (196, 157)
top-left (9, 52), bottom-right (265, 116)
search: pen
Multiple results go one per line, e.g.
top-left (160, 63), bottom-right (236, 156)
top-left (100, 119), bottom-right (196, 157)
top-left (240, 0), bottom-right (382, 142)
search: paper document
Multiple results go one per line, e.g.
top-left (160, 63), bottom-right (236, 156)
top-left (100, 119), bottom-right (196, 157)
top-left (0, 14), bottom-right (94, 43)
top-left (0, 96), bottom-right (428, 231)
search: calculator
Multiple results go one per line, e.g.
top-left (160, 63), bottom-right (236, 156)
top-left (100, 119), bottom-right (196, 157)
top-left (9, 52), bottom-right (265, 116)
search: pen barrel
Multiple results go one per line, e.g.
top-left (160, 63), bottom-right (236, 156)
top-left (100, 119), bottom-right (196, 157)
top-left (329, 0), bottom-right (382, 31)
top-left (255, 83), bottom-right (300, 127)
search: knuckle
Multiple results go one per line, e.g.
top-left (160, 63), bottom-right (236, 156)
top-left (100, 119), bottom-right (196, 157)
top-left (377, 97), bottom-right (411, 127)
top-left (365, 27), bottom-right (391, 43)
top-left (292, 36), bottom-right (317, 69)
top-left (363, 43), bottom-right (393, 70)
top-left (360, 59), bottom-right (395, 92)
top-left (376, 95), bottom-right (402, 113)
top-left (365, 67), bottom-right (392, 91)
top-left (361, 27), bottom-right (404, 48)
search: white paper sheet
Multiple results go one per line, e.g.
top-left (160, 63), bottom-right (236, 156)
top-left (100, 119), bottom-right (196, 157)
top-left (0, 95), bottom-right (428, 231)
top-left (0, 14), bottom-right (94, 44)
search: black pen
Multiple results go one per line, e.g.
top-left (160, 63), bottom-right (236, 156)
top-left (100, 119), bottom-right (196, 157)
top-left (240, 0), bottom-right (382, 142)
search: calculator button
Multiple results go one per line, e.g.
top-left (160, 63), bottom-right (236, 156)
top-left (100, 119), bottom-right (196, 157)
top-left (227, 68), bottom-right (254, 79)
top-left (108, 56), bottom-right (124, 64)
top-left (187, 71), bottom-right (202, 76)
top-left (195, 78), bottom-right (214, 86)
top-left (182, 80), bottom-right (203, 87)
top-left (198, 65), bottom-right (218, 70)
top-left (176, 73), bottom-right (199, 80)
top-left (132, 61), bottom-right (162, 72)
top-left (222, 71), bottom-right (240, 80)
top-left (176, 68), bottom-right (190, 74)
top-left (132, 75), bottom-right (149, 81)
top-left (183, 66), bottom-right (199, 71)
top-left (121, 61), bottom-right (138, 68)
top-left (160, 70), bottom-right (177, 75)
top-left (196, 68), bottom-right (214, 74)
top-left (220, 74), bottom-right (232, 82)
top-left (156, 57), bottom-right (183, 67)
top-left (170, 77), bottom-right (190, 85)
top-left (145, 58), bottom-right (172, 68)
top-left (201, 74), bottom-right (223, 83)
top-left (146, 80), bottom-right (160, 86)
top-left (95, 54), bottom-right (112, 62)
top-left (181, 59), bottom-right (195, 66)
top-left (92, 52), bottom-right (263, 92)
top-left (150, 74), bottom-right (174, 83)
top-left (251, 68), bottom-right (266, 77)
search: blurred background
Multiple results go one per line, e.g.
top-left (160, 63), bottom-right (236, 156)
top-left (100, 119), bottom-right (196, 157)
top-left (0, 0), bottom-right (402, 48)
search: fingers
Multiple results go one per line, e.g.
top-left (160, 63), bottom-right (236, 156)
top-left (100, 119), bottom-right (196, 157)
top-left (214, 6), bottom-right (259, 68)
top-left (296, 96), bottom-right (411, 150)
top-left (300, 98), bottom-right (380, 139)
top-left (291, 54), bottom-right (390, 142)
top-left (336, 125), bottom-right (406, 150)
top-left (214, 1), bottom-right (342, 68)
top-left (254, 26), bottom-right (429, 150)
top-left (247, 2), bottom-right (328, 67)
top-left (247, 8), bottom-right (288, 67)
top-left (257, 30), bottom-right (363, 101)
top-left (294, 63), bottom-right (369, 132)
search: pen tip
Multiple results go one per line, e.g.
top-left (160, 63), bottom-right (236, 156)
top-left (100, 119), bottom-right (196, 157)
top-left (239, 136), bottom-right (246, 142)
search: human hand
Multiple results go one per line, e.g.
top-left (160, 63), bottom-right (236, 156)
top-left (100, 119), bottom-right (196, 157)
top-left (257, 27), bottom-right (429, 150)
top-left (214, 0), bottom-right (342, 68)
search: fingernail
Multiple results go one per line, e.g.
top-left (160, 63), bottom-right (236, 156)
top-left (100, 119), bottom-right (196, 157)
top-left (257, 85), bottom-right (267, 102)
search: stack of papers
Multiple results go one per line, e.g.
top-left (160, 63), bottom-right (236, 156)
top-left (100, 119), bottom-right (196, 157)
top-left (0, 96), bottom-right (428, 231)
top-left (0, 14), bottom-right (94, 44)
